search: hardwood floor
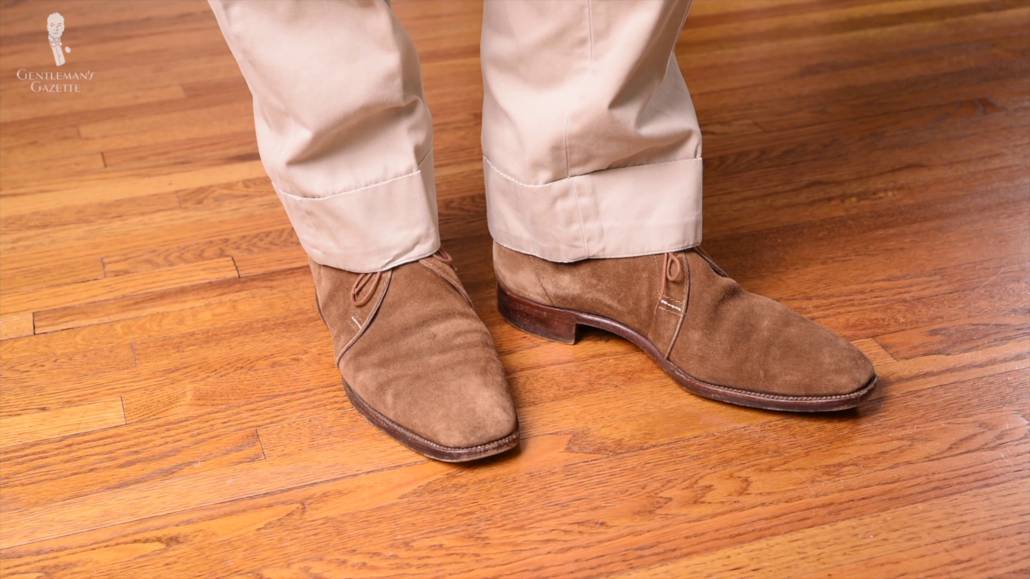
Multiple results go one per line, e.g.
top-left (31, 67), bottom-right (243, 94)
top-left (1, 1), bottom-right (1028, 576)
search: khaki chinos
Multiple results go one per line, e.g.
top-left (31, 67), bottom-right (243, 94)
top-left (209, 0), bottom-right (702, 272)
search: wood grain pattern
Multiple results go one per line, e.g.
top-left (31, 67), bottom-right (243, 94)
top-left (0, 0), bottom-right (1027, 576)
top-left (0, 399), bottom-right (124, 450)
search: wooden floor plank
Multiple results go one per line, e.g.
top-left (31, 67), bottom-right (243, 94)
top-left (0, 312), bottom-right (33, 340)
top-left (0, 258), bottom-right (240, 316)
top-left (0, 399), bottom-right (125, 450)
top-left (623, 478), bottom-right (1030, 578)
top-left (0, 0), bottom-right (1026, 575)
top-left (1, 369), bottom-right (1023, 573)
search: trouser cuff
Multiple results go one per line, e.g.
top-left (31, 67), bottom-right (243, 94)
top-left (484, 156), bottom-right (703, 262)
top-left (275, 152), bottom-right (440, 273)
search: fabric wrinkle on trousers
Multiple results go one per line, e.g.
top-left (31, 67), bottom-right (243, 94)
top-left (482, 0), bottom-right (702, 263)
top-left (209, 0), bottom-right (702, 272)
top-left (209, 0), bottom-right (439, 273)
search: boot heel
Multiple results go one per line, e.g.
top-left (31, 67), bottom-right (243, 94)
top-left (497, 284), bottom-right (578, 344)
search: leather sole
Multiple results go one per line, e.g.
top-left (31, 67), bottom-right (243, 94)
top-left (343, 381), bottom-right (520, 462)
top-left (497, 284), bottom-right (877, 412)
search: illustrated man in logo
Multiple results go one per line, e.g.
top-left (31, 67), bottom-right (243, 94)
top-left (47, 12), bottom-right (69, 67)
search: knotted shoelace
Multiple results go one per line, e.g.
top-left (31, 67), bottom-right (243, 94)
top-left (350, 249), bottom-right (458, 307)
top-left (661, 252), bottom-right (685, 298)
top-left (659, 252), bottom-right (691, 359)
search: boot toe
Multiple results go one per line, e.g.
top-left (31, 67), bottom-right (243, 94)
top-left (672, 291), bottom-right (877, 402)
top-left (817, 338), bottom-right (876, 396)
top-left (340, 259), bottom-right (519, 458)
top-left (408, 380), bottom-right (518, 449)
top-left (752, 311), bottom-right (877, 399)
top-left (780, 328), bottom-right (876, 398)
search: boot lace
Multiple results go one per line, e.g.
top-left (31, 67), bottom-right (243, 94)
top-left (661, 252), bottom-right (684, 297)
top-left (350, 249), bottom-right (456, 307)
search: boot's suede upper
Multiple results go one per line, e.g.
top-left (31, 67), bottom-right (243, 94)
top-left (493, 243), bottom-right (874, 397)
top-left (310, 253), bottom-right (517, 449)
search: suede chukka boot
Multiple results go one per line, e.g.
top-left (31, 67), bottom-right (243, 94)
top-left (493, 243), bottom-right (876, 412)
top-left (310, 250), bottom-right (519, 461)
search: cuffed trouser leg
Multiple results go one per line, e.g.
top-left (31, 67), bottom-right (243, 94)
top-left (209, 0), bottom-right (439, 272)
top-left (481, 0), bottom-right (702, 262)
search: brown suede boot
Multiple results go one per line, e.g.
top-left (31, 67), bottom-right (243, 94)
top-left (310, 250), bottom-right (518, 461)
top-left (494, 243), bottom-right (876, 412)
